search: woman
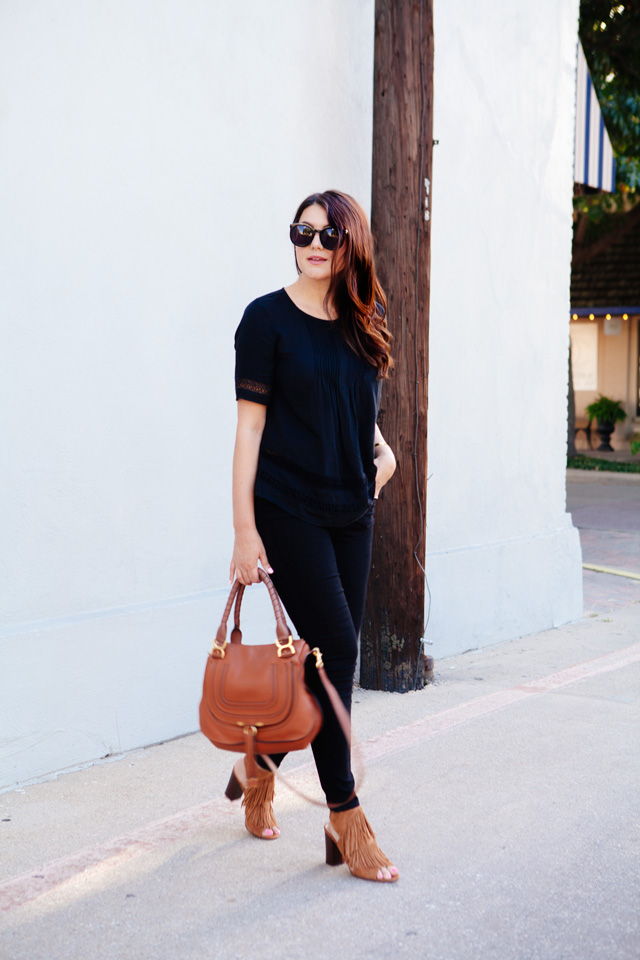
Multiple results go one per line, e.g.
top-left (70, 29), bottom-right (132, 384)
top-left (227, 189), bottom-right (398, 883)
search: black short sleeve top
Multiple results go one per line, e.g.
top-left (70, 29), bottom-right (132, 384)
top-left (235, 288), bottom-right (382, 526)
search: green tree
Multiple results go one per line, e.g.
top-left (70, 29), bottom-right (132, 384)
top-left (578, 2), bottom-right (640, 202)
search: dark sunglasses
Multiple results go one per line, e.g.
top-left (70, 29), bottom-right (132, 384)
top-left (289, 222), bottom-right (346, 251)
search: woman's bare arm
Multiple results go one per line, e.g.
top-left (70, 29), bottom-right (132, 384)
top-left (229, 399), bottom-right (273, 585)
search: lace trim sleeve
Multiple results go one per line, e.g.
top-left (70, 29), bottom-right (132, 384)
top-left (236, 378), bottom-right (271, 398)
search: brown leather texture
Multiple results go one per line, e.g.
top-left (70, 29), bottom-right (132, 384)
top-left (199, 571), bottom-right (323, 757)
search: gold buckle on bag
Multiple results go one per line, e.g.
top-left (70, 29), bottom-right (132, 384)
top-left (311, 647), bottom-right (324, 669)
top-left (275, 635), bottom-right (296, 658)
top-left (210, 638), bottom-right (229, 659)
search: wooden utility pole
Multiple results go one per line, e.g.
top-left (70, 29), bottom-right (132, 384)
top-left (361, 0), bottom-right (434, 692)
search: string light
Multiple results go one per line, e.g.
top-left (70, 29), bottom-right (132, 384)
top-left (623, 313), bottom-right (629, 320)
top-left (589, 313), bottom-right (595, 320)
top-left (606, 313), bottom-right (611, 319)
top-left (572, 313), bottom-right (578, 320)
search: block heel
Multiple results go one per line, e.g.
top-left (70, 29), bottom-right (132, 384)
top-left (225, 768), bottom-right (243, 801)
top-left (325, 826), bottom-right (344, 865)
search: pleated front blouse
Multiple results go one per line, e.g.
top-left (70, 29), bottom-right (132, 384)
top-left (234, 288), bottom-right (381, 526)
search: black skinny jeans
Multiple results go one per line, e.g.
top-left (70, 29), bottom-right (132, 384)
top-left (254, 496), bottom-right (375, 810)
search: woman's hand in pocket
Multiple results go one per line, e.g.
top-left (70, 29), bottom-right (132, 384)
top-left (374, 442), bottom-right (396, 499)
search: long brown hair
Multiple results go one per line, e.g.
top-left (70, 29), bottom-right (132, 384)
top-left (292, 190), bottom-right (393, 379)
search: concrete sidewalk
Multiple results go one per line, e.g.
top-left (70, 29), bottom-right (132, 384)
top-left (1, 472), bottom-right (639, 960)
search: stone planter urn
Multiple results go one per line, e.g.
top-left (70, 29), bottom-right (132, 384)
top-left (585, 397), bottom-right (627, 454)
top-left (596, 420), bottom-right (615, 451)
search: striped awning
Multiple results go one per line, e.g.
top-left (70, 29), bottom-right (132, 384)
top-left (574, 41), bottom-right (616, 193)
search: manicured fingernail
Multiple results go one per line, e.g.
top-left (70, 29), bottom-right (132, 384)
top-left (268, 567), bottom-right (274, 573)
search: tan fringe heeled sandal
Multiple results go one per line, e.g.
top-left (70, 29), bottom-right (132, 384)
top-left (225, 758), bottom-right (280, 840)
top-left (324, 807), bottom-right (399, 882)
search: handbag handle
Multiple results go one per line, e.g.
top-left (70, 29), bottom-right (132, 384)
top-left (213, 569), bottom-right (291, 653)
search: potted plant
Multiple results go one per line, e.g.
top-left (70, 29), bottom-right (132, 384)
top-left (585, 395), bottom-right (627, 451)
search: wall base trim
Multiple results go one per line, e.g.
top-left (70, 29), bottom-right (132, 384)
top-left (425, 523), bottom-right (583, 658)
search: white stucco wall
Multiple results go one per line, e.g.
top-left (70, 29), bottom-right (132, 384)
top-left (426, 0), bottom-right (583, 656)
top-left (1, 0), bottom-right (584, 790)
top-left (0, 0), bottom-right (376, 789)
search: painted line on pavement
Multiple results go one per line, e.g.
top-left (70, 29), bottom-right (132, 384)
top-left (1, 640), bottom-right (640, 915)
top-left (582, 562), bottom-right (640, 581)
top-left (364, 640), bottom-right (640, 760)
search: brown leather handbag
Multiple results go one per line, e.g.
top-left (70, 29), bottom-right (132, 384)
top-left (199, 569), bottom-right (326, 779)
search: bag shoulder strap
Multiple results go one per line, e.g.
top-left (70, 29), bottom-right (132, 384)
top-left (260, 647), bottom-right (364, 808)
